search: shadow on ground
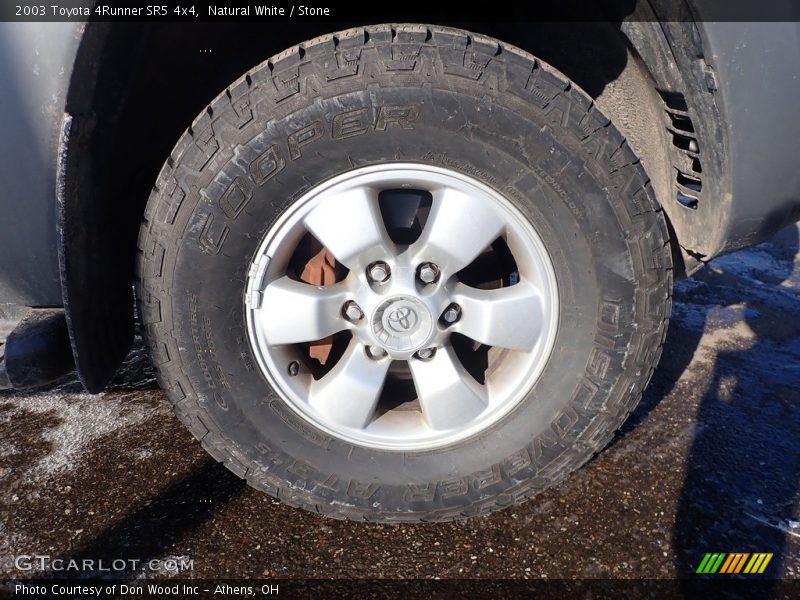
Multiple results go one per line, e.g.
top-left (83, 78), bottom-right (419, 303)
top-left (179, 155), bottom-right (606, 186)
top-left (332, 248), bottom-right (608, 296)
top-left (671, 225), bottom-right (800, 583)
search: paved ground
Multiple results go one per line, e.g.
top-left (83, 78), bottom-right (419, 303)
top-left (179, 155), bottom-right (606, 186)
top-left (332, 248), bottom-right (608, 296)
top-left (1, 225), bottom-right (798, 581)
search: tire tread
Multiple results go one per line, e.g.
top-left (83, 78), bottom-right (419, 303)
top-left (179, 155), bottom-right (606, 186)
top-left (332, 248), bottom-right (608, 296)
top-left (135, 24), bottom-right (672, 522)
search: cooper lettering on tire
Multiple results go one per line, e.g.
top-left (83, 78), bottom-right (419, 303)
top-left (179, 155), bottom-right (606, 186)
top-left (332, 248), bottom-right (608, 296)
top-left (136, 25), bottom-right (671, 521)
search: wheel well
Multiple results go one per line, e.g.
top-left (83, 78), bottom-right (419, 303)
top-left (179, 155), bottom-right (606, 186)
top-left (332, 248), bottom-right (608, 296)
top-left (61, 21), bottom-right (681, 391)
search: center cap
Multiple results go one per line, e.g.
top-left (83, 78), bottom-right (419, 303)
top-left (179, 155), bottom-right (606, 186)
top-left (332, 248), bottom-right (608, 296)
top-left (371, 296), bottom-right (434, 353)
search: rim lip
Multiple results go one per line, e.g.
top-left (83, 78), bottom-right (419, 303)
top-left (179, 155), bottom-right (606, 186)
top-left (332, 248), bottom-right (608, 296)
top-left (244, 163), bottom-right (559, 451)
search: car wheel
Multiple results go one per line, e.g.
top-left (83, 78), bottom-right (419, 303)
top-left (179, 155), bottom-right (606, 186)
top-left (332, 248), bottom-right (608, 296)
top-left (136, 25), bottom-right (672, 521)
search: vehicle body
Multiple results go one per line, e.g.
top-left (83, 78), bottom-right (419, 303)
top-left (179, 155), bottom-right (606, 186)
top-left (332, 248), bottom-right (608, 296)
top-left (1, 3), bottom-right (799, 519)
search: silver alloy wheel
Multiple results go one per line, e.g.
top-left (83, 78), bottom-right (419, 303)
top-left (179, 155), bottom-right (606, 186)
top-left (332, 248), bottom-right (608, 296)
top-left (245, 164), bottom-right (559, 450)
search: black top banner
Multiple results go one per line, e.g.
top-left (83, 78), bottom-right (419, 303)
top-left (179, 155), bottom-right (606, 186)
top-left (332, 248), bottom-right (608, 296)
top-left (0, 0), bottom-right (799, 22)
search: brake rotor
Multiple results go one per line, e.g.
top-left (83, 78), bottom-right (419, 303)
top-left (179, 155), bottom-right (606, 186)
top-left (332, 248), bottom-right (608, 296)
top-left (299, 244), bottom-right (338, 364)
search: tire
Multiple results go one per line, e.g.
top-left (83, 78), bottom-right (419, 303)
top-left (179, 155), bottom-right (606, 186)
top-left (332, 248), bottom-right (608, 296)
top-left (136, 24), bottom-right (672, 521)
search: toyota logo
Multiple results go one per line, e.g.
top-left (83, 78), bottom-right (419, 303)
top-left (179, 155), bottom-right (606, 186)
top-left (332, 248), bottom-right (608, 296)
top-left (386, 306), bottom-right (418, 333)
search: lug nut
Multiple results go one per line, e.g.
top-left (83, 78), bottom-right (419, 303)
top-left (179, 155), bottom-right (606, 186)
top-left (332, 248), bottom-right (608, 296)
top-left (368, 262), bottom-right (390, 283)
top-left (418, 263), bottom-right (440, 284)
top-left (442, 303), bottom-right (461, 324)
top-left (366, 346), bottom-right (387, 360)
top-left (343, 301), bottom-right (364, 322)
top-left (415, 347), bottom-right (436, 360)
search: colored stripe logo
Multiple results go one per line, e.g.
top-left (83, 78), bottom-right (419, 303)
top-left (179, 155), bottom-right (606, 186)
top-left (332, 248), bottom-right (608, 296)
top-left (696, 553), bottom-right (773, 574)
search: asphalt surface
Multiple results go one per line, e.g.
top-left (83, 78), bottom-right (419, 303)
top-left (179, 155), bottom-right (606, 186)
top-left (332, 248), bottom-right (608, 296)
top-left (1, 224), bottom-right (798, 581)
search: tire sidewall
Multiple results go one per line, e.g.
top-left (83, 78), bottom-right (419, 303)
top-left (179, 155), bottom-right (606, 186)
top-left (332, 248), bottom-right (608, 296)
top-left (143, 27), bottom-right (667, 517)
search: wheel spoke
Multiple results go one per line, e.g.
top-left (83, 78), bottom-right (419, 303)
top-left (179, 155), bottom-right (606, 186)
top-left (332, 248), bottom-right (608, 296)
top-left (452, 280), bottom-right (545, 352)
top-left (303, 186), bottom-right (393, 270)
top-left (308, 342), bottom-right (390, 429)
top-left (411, 187), bottom-right (506, 277)
top-left (408, 346), bottom-right (488, 431)
top-left (257, 276), bottom-right (348, 345)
